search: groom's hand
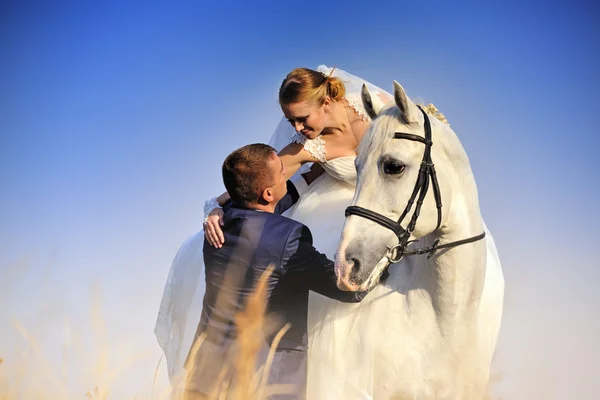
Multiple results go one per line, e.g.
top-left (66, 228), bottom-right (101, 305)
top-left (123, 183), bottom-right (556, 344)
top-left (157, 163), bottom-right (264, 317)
top-left (204, 208), bottom-right (225, 248)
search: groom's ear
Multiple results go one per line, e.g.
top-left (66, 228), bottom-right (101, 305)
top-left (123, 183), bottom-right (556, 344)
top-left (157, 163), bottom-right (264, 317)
top-left (261, 187), bottom-right (274, 203)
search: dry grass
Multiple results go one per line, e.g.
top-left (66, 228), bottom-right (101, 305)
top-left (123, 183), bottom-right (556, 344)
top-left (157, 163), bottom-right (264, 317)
top-left (177, 265), bottom-right (296, 400)
top-left (0, 305), bottom-right (159, 399)
top-left (0, 265), bottom-right (299, 400)
top-left (0, 261), bottom-right (501, 400)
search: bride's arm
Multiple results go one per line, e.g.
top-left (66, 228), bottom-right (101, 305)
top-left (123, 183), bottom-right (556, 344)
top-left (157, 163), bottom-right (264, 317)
top-left (279, 141), bottom-right (319, 180)
top-left (210, 142), bottom-right (316, 209)
top-left (204, 142), bottom-right (318, 248)
top-left (212, 141), bottom-right (316, 205)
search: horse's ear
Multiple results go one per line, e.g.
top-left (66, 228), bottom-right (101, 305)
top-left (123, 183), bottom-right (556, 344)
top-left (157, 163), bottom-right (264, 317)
top-left (361, 84), bottom-right (381, 120)
top-left (393, 81), bottom-right (417, 124)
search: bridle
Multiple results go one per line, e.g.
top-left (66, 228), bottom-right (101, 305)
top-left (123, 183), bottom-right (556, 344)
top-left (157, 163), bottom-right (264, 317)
top-left (345, 106), bottom-right (486, 263)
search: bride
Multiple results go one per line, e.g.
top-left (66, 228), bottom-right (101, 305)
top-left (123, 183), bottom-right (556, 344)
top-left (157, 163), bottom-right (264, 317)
top-left (155, 65), bottom-right (502, 398)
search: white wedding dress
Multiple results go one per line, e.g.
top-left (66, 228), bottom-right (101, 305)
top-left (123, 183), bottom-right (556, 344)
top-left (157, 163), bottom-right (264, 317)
top-left (154, 66), bottom-right (502, 399)
top-left (154, 65), bottom-right (387, 384)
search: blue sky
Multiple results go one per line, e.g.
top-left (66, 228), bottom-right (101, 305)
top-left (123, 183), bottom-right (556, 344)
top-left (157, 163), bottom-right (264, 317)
top-left (1, 1), bottom-right (599, 398)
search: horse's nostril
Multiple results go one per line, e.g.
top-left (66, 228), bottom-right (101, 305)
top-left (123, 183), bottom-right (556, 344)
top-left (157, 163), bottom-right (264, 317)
top-left (350, 258), bottom-right (361, 280)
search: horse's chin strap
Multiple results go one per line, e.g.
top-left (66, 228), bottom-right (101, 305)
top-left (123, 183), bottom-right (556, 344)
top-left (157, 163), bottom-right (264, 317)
top-left (345, 106), bottom-right (486, 263)
top-left (400, 231), bottom-right (487, 260)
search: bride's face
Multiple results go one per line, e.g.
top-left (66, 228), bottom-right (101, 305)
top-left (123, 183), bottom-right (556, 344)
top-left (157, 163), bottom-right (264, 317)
top-left (281, 100), bottom-right (328, 139)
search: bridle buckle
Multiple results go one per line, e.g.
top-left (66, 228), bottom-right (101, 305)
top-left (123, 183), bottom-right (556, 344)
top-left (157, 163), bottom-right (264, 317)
top-left (386, 243), bottom-right (405, 263)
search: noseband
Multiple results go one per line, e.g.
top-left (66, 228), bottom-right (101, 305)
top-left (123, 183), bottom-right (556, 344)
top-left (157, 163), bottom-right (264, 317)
top-left (345, 106), bottom-right (486, 263)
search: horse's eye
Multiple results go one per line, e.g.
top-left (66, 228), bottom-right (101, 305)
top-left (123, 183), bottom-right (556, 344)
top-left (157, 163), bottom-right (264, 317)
top-left (383, 160), bottom-right (405, 175)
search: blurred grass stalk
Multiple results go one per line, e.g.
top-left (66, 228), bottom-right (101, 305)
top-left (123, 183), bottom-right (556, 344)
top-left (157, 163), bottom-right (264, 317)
top-left (175, 264), bottom-right (296, 399)
top-left (0, 264), bottom-right (297, 399)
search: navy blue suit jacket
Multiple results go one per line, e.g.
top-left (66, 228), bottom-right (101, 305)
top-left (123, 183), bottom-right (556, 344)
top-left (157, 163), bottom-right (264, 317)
top-left (195, 181), bottom-right (365, 352)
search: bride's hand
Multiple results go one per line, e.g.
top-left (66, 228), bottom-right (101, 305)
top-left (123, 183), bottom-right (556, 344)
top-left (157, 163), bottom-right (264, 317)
top-left (204, 208), bottom-right (225, 248)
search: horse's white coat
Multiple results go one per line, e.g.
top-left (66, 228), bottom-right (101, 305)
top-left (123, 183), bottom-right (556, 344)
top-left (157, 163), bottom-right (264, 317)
top-left (335, 82), bottom-right (505, 399)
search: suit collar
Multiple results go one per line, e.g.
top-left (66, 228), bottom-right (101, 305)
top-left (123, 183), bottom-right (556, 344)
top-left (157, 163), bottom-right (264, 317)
top-left (225, 205), bottom-right (271, 219)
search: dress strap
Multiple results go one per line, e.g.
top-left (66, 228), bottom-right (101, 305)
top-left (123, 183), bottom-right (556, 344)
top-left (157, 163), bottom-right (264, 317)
top-left (345, 92), bottom-right (371, 122)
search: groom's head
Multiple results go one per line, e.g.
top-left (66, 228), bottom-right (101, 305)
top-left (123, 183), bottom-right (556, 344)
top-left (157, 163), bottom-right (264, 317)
top-left (222, 143), bottom-right (288, 209)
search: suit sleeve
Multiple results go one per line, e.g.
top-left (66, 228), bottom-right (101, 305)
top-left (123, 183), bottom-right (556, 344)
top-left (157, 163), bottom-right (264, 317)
top-left (274, 180), bottom-right (301, 215)
top-left (281, 224), bottom-right (368, 303)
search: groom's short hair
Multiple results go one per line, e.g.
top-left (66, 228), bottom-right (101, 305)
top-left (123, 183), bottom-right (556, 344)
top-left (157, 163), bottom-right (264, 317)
top-left (222, 143), bottom-right (277, 206)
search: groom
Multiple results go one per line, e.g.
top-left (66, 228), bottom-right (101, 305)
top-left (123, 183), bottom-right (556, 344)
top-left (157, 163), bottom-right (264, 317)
top-left (183, 144), bottom-right (384, 399)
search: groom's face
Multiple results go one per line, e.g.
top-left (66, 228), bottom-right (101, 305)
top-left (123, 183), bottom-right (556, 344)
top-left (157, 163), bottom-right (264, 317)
top-left (266, 153), bottom-right (288, 204)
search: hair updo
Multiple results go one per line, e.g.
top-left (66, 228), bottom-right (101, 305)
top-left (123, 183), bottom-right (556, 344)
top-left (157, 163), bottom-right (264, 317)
top-left (279, 67), bottom-right (346, 106)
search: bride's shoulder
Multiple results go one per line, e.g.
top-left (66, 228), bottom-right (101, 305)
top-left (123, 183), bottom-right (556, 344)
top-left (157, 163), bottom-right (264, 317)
top-left (350, 118), bottom-right (370, 144)
top-left (341, 97), bottom-right (371, 144)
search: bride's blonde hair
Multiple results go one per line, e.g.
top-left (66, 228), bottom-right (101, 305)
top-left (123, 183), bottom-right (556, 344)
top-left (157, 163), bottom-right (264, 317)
top-left (279, 67), bottom-right (345, 106)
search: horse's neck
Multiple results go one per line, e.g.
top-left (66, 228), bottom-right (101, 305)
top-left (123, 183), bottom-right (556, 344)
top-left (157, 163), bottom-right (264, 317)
top-left (420, 170), bottom-right (486, 339)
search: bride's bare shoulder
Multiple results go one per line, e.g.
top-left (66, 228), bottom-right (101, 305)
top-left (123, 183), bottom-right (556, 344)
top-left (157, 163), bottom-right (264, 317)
top-left (350, 117), bottom-right (370, 143)
top-left (342, 100), bottom-right (370, 142)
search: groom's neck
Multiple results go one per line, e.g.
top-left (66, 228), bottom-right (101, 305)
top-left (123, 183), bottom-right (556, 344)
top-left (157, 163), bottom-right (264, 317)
top-left (242, 199), bottom-right (276, 213)
top-left (251, 202), bottom-right (276, 213)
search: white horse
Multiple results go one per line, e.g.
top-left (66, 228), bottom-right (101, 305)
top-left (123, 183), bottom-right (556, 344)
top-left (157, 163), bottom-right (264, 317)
top-left (334, 82), bottom-right (505, 399)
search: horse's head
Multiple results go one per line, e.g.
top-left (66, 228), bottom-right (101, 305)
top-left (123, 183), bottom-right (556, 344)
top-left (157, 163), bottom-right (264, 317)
top-left (336, 81), bottom-right (467, 291)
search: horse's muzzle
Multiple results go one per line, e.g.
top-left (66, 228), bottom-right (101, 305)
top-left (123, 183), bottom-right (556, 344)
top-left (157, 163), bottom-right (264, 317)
top-left (337, 275), bottom-right (360, 292)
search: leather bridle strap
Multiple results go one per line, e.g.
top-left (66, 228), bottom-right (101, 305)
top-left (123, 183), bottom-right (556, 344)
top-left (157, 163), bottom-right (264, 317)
top-left (403, 231), bottom-right (487, 259)
top-left (347, 107), bottom-right (441, 239)
top-left (344, 205), bottom-right (405, 238)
